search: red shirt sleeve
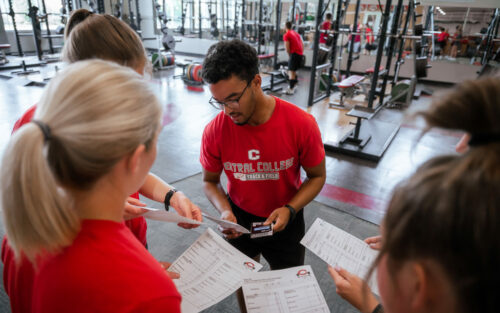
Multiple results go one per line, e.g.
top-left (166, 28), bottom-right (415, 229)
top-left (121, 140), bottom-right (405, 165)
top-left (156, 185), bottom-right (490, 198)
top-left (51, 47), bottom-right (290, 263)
top-left (2, 236), bottom-right (36, 313)
top-left (12, 105), bottom-right (37, 134)
top-left (200, 119), bottom-right (223, 173)
top-left (130, 296), bottom-right (181, 313)
top-left (299, 115), bottom-right (325, 168)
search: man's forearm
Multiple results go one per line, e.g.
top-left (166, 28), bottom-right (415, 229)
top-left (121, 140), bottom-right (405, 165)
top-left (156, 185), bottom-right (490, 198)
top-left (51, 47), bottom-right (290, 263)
top-left (203, 182), bottom-right (233, 214)
top-left (287, 175), bottom-right (325, 212)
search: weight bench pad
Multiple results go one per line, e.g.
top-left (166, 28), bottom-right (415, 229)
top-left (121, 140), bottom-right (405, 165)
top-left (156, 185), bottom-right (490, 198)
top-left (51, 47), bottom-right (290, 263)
top-left (258, 54), bottom-right (275, 59)
top-left (338, 75), bottom-right (365, 88)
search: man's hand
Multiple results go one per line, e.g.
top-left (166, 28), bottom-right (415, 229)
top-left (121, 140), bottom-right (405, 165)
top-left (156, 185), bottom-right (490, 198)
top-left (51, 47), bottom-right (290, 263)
top-left (219, 210), bottom-right (243, 239)
top-left (123, 197), bottom-right (148, 220)
top-left (364, 235), bottom-right (382, 250)
top-left (328, 265), bottom-right (379, 313)
top-left (263, 206), bottom-right (290, 232)
top-left (159, 261), bottom-right (180, 280)
top-left (170, 191), bottom-right (203, 229)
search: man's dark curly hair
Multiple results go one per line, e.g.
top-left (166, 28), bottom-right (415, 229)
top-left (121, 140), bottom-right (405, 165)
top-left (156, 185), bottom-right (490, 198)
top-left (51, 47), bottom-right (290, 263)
top-left (202, 40), bottom-right (259, 84)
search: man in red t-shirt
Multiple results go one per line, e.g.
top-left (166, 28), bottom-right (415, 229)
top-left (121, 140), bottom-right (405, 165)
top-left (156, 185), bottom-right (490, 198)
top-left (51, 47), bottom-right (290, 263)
top-left (436, 27), bottom-right (449, 58)
top-left (283, 21), bottom-right (304, 95)
top-left (200, 40), bottom-right (326, 273)
top-left (320, 13), bottom-right (333, 45)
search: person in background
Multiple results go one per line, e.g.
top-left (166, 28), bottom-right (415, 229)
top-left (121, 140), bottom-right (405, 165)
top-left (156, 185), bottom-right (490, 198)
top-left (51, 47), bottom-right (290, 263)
top-left (282, 21), bottom-right (304, 95)
top-left (436, 27), bottom-right (449, 59)
top-left (364, 23), bottom-right (375, 55)
top-left (320, 13), bottom-right (333, 46)
top-left (449, 25), bottom-right (462, 60)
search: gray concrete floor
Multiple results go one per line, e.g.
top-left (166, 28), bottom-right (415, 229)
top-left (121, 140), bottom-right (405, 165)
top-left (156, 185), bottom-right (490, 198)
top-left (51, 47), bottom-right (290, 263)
top-left (0, 57), bottom-right (459, 312)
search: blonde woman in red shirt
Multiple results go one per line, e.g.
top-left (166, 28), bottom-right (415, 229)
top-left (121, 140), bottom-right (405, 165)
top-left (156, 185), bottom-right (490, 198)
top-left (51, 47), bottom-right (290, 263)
top-left (2, 59), bottom-right (183, 312)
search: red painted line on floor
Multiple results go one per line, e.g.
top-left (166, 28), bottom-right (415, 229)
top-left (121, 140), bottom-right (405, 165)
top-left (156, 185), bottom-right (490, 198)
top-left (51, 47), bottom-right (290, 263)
top-left (162, 103), bottom-right (180, 126)
top-left (186, 85), bottom-right (204, 92)
top-left (319, 183), bottom-right (387, 213)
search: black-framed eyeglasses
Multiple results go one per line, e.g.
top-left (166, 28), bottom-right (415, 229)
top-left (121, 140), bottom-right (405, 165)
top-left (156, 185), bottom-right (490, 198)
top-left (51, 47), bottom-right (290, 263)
top-left (209, 80), bottom-right (252, 110)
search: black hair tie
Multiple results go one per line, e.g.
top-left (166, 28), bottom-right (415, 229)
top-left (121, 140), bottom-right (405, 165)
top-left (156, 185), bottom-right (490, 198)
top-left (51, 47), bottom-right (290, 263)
top-left (468, 133), bottom-right (500, 147)
top-left (32, 120), bottom-right (52, 142)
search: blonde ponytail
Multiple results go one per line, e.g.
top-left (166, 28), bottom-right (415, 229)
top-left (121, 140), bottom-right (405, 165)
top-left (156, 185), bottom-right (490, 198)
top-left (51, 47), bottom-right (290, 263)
top-left (2, 124), bottom-right (77, 261)
top-left (1, 60), bottom-right (162, 261)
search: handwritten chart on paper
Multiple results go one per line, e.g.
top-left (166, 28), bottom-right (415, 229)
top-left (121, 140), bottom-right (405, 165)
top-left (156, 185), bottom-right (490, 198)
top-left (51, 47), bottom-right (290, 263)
top-left (169, 228), bottom-right (263, 313)
top-left (242, 265), bottom-right (330, 313)
top-left (300, 218), bottom-right (379, 295)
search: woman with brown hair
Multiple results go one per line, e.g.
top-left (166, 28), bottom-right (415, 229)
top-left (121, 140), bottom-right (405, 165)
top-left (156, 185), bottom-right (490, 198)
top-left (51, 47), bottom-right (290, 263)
top-left (2, 9), bottom-right (201, 313)
top-left (329, 77), bottom-right (500, 313)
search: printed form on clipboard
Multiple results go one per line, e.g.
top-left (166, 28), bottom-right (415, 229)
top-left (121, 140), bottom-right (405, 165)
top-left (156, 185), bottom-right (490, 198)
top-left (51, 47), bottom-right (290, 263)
top-left (301, 218), bottom-right (380, 295)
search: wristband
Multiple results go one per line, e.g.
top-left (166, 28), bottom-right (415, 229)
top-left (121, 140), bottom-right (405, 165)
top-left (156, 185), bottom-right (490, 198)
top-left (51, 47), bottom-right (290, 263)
top-left (372, 304), bottom-right (384, 313)
top-left (163, 188), bottom-right (177, 211)
top-left (284, 204), bottom-right (296, 224)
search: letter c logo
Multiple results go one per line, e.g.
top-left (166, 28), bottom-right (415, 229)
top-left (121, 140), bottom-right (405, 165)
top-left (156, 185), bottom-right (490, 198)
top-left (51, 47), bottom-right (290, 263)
top-left (248, 149), bottom-right (260, 160)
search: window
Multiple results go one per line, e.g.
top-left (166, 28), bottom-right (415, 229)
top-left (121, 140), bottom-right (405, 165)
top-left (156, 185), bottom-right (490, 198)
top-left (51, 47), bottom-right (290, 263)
top-left (1, 0), bottom-right (66, 31)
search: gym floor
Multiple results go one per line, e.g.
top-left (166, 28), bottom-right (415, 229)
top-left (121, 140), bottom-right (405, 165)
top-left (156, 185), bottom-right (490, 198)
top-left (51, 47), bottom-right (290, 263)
top-left (0, 56), bottom-right (461, 313)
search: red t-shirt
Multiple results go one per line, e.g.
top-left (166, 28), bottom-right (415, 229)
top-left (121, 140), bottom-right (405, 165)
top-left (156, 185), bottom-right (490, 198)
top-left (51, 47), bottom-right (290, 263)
top-left (320, 20), bottom-right (332, 44)
top-left (12, 104), bottom-right (36, 131)
top-left (200, 97), bottom-right (325, 217)
top-left (365, 27), bottom-right (374, 44)
top-left (283, 30), bottom-right (304, 55)
top-left (1, 237), bottom-right (34, 313)
top-left (437, 32), bottom-right (449, 42)
top-left (2, 105), bottom-right (148, 313)
top-left (355, 24), bottom-right (361, 43)
top-left (32, 220), bottom-right (181, 312)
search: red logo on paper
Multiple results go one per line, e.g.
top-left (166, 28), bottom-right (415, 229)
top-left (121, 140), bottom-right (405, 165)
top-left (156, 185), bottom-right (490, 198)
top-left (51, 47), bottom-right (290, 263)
top-left (296, 269), bottom-right (310, 278)
top-left (244, 262), bottom-right (256, 270)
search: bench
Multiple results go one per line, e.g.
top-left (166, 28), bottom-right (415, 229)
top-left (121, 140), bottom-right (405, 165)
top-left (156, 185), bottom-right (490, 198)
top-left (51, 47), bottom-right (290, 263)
top-left (330, 75), bottom-right (367, 108)
top-left (11, 60), bottom-right (40, 76)
top-left (261, 70), bottom-right (287, 92)
top-left (0, 44), bottom-right (10, 65)
top-left (329, 66), bottom-right (387, 109)
top-left (339, 105), bottom-right (376, 148)
top-left (258, 53), bottom-right (275, 68)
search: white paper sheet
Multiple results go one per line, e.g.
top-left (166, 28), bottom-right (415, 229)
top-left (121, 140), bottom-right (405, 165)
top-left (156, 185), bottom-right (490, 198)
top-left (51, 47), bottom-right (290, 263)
top-left (141, 209), bottom-right (202, 225)
top-left (201, 212), bottom-right (250, 234)
top-left (169, 228), bottom-right (263, 313)
top-left (300, 218), bottom-right (379, 295)
top-left (242, 265), bottom-right (330, 313)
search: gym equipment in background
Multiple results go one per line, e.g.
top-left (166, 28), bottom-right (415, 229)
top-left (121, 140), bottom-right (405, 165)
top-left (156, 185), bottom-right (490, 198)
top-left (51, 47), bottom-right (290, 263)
top-left (152, 52), bottom-right (175, 68)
